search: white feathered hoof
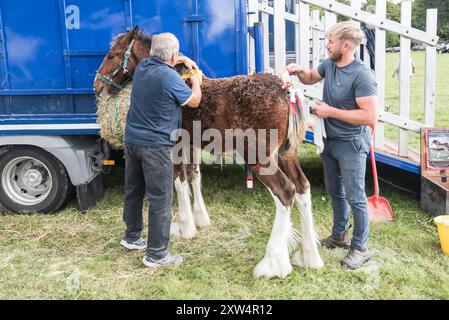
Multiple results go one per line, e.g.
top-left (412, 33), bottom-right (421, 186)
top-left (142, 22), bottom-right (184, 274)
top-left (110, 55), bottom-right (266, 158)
top-left (193, 208), bottom-right (210, 227)
top-left (291, 250), bottom-right (324, 269)
top-left (179, 222), bottom-right (197, 239)
top-left (253, 256), bottom-right (293, 279)
top-left (291, 251), bottom-right (304, 267)
top-left (171, 222), bottom-right (197, 239)
top-left (170, 222), bottom-right (182, 237)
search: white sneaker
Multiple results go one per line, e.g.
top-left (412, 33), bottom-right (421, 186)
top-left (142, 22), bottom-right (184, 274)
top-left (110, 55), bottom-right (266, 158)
top-left (143, 253), bottom-right (183, 268)
top-left (120, 238), bottom-right (147, 250)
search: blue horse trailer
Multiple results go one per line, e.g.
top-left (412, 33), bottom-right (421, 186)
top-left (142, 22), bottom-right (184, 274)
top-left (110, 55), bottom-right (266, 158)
top-left (0, 0), bottom-right (253, 213)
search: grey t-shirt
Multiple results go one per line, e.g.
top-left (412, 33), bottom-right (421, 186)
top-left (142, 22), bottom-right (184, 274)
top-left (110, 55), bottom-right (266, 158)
top-left (317, 58), bottom-right (377, 140)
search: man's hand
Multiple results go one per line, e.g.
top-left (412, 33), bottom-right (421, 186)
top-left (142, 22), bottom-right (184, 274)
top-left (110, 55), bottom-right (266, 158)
top-left (286, 63), bottom-right (304, 75)
top-left (186, 75), bottom-right (201, 108)
top-left (311, 97), bottom-right (378, 126)
top-left (285, 63), bottom-right (322, 85)
top-left (177, 56), bottom-right (198, 70)
top-left (190, 74), bottom-right (201, 85)
top-left (191, 70), bottom-right (203, 85)
top-left (311, 100), bottom-right (333, 119)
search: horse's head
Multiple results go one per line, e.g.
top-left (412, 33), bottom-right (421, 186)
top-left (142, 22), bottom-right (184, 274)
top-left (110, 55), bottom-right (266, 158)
top-left (94, 26), bottom-right (143, 97)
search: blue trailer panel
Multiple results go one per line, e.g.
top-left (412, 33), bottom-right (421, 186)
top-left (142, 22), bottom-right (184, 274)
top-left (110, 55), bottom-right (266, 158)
top-left (0, 0), bottom-right (248, 136)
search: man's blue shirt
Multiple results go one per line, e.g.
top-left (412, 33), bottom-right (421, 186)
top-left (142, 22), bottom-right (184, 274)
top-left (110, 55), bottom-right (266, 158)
top-left (125, 57), bottom-right (192, 146)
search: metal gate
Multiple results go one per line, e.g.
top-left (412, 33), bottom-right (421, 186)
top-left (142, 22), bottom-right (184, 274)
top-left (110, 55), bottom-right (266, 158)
top-left (247, 0), bottom-right (439, 175)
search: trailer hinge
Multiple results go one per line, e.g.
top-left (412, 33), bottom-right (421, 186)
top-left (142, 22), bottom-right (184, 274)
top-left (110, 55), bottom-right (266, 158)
top-left (184, 15), bottom-right (206, 23)
top-left (248, 26), bottom-right (254, 37)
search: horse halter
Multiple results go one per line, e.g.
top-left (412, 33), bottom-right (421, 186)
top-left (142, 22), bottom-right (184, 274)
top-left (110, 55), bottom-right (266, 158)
top-left (95, 39), bottom-right (135, 90)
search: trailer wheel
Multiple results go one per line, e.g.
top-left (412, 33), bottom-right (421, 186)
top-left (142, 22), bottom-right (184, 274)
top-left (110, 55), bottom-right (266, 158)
top-left (0, 147), bottom-right (71, 213)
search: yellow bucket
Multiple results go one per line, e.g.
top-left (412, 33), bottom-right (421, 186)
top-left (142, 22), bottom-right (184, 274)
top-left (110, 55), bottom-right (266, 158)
top-left (434, 215), bottom-right (449, 256)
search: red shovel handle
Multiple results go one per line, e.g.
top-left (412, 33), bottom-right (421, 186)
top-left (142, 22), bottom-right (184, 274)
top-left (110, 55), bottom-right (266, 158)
top-left (370, 131), bottom-right (380, 197)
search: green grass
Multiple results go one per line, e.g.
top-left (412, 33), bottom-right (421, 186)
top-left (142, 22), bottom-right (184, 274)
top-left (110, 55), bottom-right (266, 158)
top-left (1, 144), bottom-right (448, 300)
top-left (384, 51), bottom-right (449, 151)
top-left (1, 53), bottom-right (449, 300)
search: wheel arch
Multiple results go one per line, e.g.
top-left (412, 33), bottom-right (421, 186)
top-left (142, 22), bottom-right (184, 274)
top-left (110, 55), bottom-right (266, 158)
top-left (0, 135), bottom-right (103, 186)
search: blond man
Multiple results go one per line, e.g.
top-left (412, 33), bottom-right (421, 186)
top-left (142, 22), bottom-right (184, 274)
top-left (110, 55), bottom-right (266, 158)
top-left (287, 21), bottom-right (378, 269)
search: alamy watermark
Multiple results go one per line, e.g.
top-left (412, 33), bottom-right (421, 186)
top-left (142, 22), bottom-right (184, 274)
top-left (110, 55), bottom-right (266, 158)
top-left (170, 121), bottom-right (280, 175)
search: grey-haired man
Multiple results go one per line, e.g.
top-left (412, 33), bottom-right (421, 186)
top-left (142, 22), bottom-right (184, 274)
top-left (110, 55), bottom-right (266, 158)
top-left (121, 33), bottom-right (201, 268)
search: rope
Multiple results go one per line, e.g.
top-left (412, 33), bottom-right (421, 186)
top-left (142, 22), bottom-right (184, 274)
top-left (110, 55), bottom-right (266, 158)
top-left (113, 94), bottom-right (124, 145)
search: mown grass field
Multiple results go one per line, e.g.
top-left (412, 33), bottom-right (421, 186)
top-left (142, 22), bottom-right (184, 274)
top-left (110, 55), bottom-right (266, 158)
top-left (0, 53), bottom-right (449, 300)
top-left (384, 51), bottom-right (449, 151)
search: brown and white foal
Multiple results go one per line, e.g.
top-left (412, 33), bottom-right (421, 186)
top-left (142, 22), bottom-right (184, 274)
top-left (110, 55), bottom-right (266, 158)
top-left (94, 27), bottom-right (323, 278)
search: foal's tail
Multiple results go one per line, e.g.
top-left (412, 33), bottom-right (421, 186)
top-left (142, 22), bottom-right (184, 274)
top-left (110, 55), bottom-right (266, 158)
top-left (286, 93), bottom-right (306, 150)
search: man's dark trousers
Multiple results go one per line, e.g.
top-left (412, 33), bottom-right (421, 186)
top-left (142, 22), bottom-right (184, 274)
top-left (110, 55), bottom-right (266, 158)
top-left (123, 143), bottom-right (173, 260)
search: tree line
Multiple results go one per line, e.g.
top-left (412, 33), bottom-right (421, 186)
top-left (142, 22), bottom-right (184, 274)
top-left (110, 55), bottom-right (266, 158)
top-left (362, 0), bottom-right (448, 47)
top-left (326, 0), bottom-right (448, 47)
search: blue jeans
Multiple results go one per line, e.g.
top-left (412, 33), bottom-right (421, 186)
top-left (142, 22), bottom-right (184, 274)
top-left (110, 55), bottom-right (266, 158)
top-left (123, 143), bottom-right (173, 260)
top-left (320, 133), bottom-right (371, 250)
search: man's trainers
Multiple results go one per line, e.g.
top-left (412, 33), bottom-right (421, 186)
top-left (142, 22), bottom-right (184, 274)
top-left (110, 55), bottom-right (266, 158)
top-left (320, 232), bottom-right (350, 249)
top-left (143, 253), bottom-right (183, 268)
top-left (120, 238), bottom-right (147, 250)
top-left (341, 248), bottom-right (372, 270)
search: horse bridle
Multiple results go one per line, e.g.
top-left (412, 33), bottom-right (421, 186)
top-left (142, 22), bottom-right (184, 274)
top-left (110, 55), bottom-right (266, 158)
top-left (95, 39), bottom-right (135, 90)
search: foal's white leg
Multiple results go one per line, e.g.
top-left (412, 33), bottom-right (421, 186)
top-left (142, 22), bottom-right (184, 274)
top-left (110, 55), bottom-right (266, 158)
top-left (291, 187), bottom-right (324, 269)
top-left (191, 163), bottom-right (210, 227)
top-left (171, 177), bottom-right (196, 239)
top-left (254, 191), bottom-right (293, 279)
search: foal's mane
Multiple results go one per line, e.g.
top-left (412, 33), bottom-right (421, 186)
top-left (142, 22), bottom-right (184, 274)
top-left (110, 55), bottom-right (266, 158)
top-left (111, 30), bottom-right (152, 50)
top-left (135, 32), bottom-right (152, 49)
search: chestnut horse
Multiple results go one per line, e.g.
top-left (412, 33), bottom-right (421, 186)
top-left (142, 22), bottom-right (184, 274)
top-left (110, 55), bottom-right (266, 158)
top-left (94, 26), bottom-right (323, 278)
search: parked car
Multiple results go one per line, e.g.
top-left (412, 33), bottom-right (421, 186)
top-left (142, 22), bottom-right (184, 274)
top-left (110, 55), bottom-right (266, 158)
top-left (412, 44), bottom-right (425, 51)
top-left (386, 46), bottom-right (400, 52)
top-left (437, 44), bottom-right (449, 53)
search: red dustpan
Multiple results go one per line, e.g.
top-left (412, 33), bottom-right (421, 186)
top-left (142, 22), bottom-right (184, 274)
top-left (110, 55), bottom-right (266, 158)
top-left (368, 138), bottom-right (394, 222)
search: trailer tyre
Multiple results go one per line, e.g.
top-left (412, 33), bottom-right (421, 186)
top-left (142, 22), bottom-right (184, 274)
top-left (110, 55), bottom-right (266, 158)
top-left (0, 147), bottom-right (71, 213)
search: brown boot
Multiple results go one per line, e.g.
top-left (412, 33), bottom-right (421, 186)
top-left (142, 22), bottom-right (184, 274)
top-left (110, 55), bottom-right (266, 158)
top-left (340, 248), bottom-right (372, 270)
top-left (320, 231), bottom-right (350, 249)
